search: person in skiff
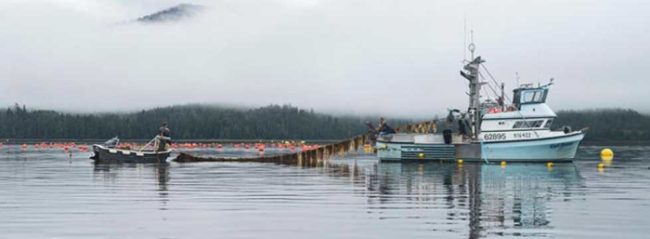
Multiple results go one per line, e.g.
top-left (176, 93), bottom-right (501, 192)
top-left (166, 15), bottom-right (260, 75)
top-left (376, 117), bottom-right (396, 136)
top-left (156, 122), bottom-right (172, 152)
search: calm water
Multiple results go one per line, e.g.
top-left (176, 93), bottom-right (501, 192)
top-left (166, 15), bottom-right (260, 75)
top-left (1, 145), bottom-right (649, 239)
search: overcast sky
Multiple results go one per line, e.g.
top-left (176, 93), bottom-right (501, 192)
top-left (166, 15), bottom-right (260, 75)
top-left (1, 0), bottom-right (649, 117)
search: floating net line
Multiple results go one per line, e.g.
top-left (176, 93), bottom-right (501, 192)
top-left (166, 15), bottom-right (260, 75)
top-left (174, 119), bottom-right (440, 163)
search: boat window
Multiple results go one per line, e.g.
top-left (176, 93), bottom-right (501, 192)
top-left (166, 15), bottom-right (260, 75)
top-left (544, 119), bottom-right (553, 128)
top-left (513, 91), bottom-right (521, 105)
top-left (513, 120), bottom-right (544, 129)
top-left (519, 89), bottom-right (548, 104)
top-left (522, 91), bottom-right (535, 103)
top-left (513, 121), bottom-right (524, 128)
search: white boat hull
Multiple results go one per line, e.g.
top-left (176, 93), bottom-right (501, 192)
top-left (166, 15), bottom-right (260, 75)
top-left (377, 132), bottom-right (584, 162)
top-left (479, 132), bottom-right (584, 162)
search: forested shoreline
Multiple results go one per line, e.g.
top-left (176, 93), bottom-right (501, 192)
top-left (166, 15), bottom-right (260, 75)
top-left (0, 104), bottom-right (648, 142)
top-left (553, 109), bottom-right (650, 142)
top-left (0, 104), bottom-right (410, 140)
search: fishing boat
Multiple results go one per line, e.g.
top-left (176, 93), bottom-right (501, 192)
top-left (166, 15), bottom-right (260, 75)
top-left (376, 44), bottom-right (585, 162)
top-left (91, 137), bottom-right (172, 163)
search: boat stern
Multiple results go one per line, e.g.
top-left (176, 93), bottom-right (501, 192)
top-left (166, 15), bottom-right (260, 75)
top-left (376, 133), bottom-right (456, 162)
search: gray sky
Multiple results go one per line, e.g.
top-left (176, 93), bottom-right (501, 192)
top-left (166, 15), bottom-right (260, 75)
top-left (1, 0), bottom-right (649, 117)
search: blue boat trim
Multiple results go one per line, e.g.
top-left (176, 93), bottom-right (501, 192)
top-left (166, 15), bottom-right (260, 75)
top-left (482, 116), bottom-right (556, 121)
top-left (376, 140), bottom-right (449, 145)
top-left (482, 132), bottom-right (583, 144)
top-left (482, 128), bottom-right (547, 132)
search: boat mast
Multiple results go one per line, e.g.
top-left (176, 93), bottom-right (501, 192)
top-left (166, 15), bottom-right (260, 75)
top-left (460, 42), bottom-right (485, 140)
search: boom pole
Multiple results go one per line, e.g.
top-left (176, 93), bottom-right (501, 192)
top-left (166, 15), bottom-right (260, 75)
top-left (460, 43), bottom-right (485, 140)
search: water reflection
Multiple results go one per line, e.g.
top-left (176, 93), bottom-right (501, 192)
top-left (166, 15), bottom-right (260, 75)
top-left (3, 146), bottom-right (649, 238)
top-left (92, 163), bottom-right (170, 209)
top-left (363, 162), bottom-right (583, 238)
top-left (89, 154), bottom-right (585, 238)
top-left (93, 163), bottom-right (170, 188)
top-left (257, 155), bottom-right (584, 237)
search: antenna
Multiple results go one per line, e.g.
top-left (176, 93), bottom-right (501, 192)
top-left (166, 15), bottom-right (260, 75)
top-left (463, 17), bottom-right (467, 61)
top-left (469, 30), bottom-right (475, 60)
top-left (515, 72), bottom-right (520, 87)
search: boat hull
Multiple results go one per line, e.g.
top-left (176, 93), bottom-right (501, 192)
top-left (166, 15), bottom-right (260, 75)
top-left (91, 145), bottom-right (171, 163)
top-left (377, 132), bottom-right (584, 162)
top-left (376, 142), bottom-right (456, 162)
top-left (479, 132), bottom-right (584, 162)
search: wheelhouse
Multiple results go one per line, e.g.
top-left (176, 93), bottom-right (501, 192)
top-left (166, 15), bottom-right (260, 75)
top-left (480, 83), bottom-right (556, 132)
top-left (512, 86), bottom-right (549, 109)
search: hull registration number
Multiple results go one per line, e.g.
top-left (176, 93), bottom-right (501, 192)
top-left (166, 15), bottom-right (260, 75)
top-left (484, 133), bottom-right (506, 141)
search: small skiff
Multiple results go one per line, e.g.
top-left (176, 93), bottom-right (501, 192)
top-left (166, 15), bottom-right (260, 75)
top-left (91, 144), bottom-right (171, 163)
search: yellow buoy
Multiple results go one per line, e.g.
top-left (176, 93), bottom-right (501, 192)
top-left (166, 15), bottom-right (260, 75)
top-left (500, 161), bottom-right (507, 168)
top-left (547, 162), bottom-right (554, 168)
top-left (417, 153), bottom-right (425, 159)
top-left (457, 159), bottom-right (464, 164)
top-left (601, 148), bottom-right (614, 160)
top-left (597, 162), bottom-right (605, 173)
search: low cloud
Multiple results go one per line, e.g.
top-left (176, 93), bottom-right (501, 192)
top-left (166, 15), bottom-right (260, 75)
top-left (1, 0), bottom-right (648, 117)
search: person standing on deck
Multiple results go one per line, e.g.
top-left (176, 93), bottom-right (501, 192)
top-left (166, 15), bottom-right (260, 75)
top-left (376, 117), bottom-right (396, 136)
top-left (156, 122), bottom-right (172, 152)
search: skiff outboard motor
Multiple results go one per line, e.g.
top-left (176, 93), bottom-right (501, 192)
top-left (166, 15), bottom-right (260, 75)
top-left (563, 126), bottom-right (572, 134)
top-left (103, 137), bottom-right (119, 148)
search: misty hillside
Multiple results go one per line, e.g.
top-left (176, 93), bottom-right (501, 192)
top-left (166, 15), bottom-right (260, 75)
top-left (0, 104), bottom-right (410, 140)
top-left (0, 104), bottom-right (648, 142)
top-left (555, 109), bottom-right (650, 142)
top-left (136, 3), bottom-right (203, 23)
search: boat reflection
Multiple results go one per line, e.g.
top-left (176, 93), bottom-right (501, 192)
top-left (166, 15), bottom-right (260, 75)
top-left (364, 162), bottom-right (583, 238)
top-left (92, 162), bottom-right (170, 209)
top-left (93, 163), bottom-right (170, 189)
top-left (89, 153), bottom-right (584, 238)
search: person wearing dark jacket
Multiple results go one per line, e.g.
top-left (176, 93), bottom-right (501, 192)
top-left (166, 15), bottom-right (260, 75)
top-left (376, 117), bottom-right (396, 136)
top-left (156, 122), bottom-right (172, 152)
